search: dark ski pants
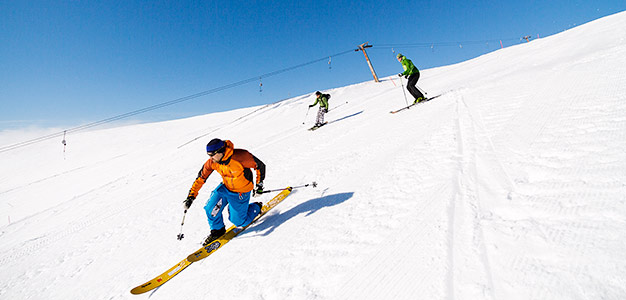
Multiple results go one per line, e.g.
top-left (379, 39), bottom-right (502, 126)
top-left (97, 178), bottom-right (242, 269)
top-left (406, 73), bottom-right (424, 100)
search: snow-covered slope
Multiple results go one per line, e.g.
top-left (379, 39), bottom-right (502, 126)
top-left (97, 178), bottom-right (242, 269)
top-left (1, 11), bottom-right (626, 300)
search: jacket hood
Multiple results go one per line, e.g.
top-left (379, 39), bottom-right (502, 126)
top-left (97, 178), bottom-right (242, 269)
top-left (219, 140), bottom-right (235, 164)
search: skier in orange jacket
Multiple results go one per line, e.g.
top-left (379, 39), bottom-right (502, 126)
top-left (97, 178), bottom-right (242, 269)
top-left (184, 138), bottom-right (266, 245)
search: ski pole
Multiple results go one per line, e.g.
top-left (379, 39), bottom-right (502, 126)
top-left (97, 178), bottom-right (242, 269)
top-left (261, 181), bottom-right (318, 194)
top-left (328, 101), bottom-right (348, 112)
top-left (302, 107), bottom-right (311, 124)
top-left (177, 210), bottom-right (187, 240)
top-left (416, 85), bottom-right (428, 97)
top-left (399, 76), bottom-right (409, 107)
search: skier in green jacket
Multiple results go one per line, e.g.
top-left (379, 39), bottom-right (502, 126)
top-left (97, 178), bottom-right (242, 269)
top-left (309, 91), bottom-right (330, 128)
top-left (397, 53), bottom-right (425, 103)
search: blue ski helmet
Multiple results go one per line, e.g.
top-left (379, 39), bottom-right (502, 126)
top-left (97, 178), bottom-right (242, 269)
top-left (206, 138), bottom-right (225, 153)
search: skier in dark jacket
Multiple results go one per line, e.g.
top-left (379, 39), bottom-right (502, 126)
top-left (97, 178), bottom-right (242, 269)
top-left (309, 91), bottom-right (330, 128)
top-left (397, 53), bottom-right (425, 103)
top-left (183, 138), bottom-right (266, 246)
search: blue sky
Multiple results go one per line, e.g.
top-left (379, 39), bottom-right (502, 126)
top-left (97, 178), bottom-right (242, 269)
top-left (1, 0), bottom-right (624, 131)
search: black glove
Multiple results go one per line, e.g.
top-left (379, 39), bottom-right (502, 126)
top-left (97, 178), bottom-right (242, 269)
top-left (309, 105), bottom-right (314, 108)
top-left (323, 108), bottom-right (328, 113)
top-left (253, 182), bottom-right (264, 197)
top-left (398, 73), bottom-right (403, 77)
top-left (183, 195), bottom-right (195, 210)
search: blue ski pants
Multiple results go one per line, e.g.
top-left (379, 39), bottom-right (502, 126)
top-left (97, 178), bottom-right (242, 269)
top-left (204, 183), bottom-right (260, 230)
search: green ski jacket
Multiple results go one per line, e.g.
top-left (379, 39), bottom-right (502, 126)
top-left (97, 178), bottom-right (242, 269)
top-left (400, 58), bottom-right (420, 76)
top-left (311, 94), bottom-right (329, 109)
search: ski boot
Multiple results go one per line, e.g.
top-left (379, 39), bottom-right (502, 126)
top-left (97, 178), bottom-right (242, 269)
top-left (252, 201), bottom-right (263, 215)
top-left (202, 227), bottom-right (226, 246)
top-left (413, 96), bottom-right (425, 104)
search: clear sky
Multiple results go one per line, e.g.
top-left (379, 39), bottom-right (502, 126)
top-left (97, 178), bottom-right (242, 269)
top-left (1, 0), bottom-right (625, 131)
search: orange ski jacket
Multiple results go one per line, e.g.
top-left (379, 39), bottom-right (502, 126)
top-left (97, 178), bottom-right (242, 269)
top-left (188, 140), bottom-right (265, 196)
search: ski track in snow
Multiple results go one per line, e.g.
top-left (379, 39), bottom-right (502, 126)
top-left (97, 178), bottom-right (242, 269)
top-left (2, 11), bottom-right (626, 300)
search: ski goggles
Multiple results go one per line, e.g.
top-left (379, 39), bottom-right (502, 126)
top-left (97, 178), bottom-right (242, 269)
top-left (207, 146), bottom-right (226, 157)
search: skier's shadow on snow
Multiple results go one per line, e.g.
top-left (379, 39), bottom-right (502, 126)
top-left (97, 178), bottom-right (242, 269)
top-left (249, 192), bottom-right (354, 237)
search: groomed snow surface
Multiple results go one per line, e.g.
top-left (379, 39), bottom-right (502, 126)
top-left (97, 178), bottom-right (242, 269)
top-left (1, 11), bottom-right (626, 300)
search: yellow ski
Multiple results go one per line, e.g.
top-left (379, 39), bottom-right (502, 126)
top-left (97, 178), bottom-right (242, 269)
top-left (130, 258), bottom-right (192, 294)
top-left (130, 187), bottom-right (293, 294)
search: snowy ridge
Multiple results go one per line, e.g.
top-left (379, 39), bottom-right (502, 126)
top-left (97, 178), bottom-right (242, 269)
top-left (1, 11), bottom-right (626, 300)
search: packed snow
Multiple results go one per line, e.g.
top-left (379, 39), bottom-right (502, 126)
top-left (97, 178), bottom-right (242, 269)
top-left (1, 11), bottom-right (626, 300)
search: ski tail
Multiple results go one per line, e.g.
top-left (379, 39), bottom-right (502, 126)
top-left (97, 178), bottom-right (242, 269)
top-left (130, 258), bottom-right (192, 295)
top-left (130, 187), bottom-right (294, 294)
top-left (390, 94), bottom-right (443, 114)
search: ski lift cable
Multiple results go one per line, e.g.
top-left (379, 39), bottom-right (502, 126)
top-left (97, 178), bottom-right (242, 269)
top-left (0, 48), bottom-right (356, 154)
top-left (376, 38), bottom-right (520, 49)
